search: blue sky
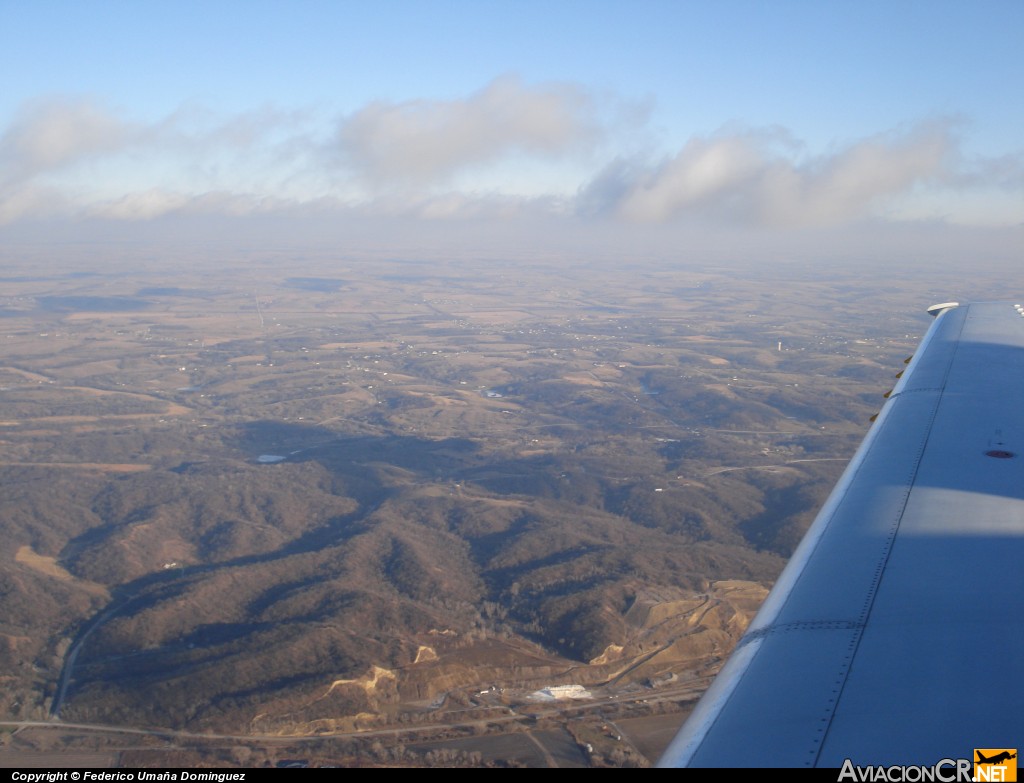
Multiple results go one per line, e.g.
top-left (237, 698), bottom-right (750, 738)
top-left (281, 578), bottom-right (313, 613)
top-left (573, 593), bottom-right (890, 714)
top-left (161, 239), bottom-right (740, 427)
top-left (1, 0), bottom-right (1021, 259)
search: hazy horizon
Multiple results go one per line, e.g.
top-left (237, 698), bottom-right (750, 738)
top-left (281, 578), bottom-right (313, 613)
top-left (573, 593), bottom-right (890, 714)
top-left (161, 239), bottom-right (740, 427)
top-left (2, 1), bottom-right (1021, 265)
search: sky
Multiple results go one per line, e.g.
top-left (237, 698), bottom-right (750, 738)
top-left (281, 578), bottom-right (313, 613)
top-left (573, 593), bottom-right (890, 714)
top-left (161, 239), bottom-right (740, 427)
top-left (1, 0), bottom-right (1021, 262)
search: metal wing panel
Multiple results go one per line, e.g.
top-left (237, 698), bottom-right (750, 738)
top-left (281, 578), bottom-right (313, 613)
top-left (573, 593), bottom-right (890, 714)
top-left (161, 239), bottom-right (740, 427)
top-left (661, 302), bottom-right (1024, 767)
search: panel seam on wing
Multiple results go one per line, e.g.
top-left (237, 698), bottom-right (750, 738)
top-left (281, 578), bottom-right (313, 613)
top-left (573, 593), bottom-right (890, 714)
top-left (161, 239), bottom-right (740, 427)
top-left (806, 304), bottom-right (968, 766)
top-left (737, 619), bottom-right (863, 647)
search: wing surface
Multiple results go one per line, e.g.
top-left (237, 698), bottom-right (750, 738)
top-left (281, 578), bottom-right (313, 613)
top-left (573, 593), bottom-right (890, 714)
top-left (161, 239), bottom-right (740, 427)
top-left (659, 301), bottom-right (1024, 767)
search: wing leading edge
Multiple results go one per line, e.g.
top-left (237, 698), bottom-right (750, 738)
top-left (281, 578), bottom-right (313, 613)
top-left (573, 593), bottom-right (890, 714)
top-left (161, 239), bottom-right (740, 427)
top-left (660, 301), bottom-right (1024, 768)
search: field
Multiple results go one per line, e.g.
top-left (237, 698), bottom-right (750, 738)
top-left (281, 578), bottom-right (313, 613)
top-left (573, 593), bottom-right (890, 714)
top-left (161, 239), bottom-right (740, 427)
top-left (0, 244), bottom-right (1012, 766)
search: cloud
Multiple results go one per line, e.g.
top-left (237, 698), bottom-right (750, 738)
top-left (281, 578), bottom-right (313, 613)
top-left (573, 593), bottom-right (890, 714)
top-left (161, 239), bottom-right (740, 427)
top-left (579, 122), bottom-right (956, 227)
top-left (0, 182), bottom-right (72, 224)
top-left (946, 151), bottom-right (1024, 191)
top-left (0, 96), bottom-right (324, 222)
top-left (0, 90), bottom-right (1017, 232)
top-left (0, 97), bottom-right (138, 186)
top-left (85, 189), bottom-right (303, 221)
top-left (335, 74), bottom-right (599, 185)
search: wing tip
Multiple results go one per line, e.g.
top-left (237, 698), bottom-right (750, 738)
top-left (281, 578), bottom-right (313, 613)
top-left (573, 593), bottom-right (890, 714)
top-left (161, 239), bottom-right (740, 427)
top-left (926, 301), bottom-right (959, 317)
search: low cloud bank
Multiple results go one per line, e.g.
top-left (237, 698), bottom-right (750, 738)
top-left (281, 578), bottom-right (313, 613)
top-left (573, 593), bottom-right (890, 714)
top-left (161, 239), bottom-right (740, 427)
top-left (1, 82), bottom-right (1019, 232)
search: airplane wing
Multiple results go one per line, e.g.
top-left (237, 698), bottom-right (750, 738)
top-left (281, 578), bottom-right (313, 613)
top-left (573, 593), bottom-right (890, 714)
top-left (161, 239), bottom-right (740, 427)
top-left (659, 301), bottom-right (1024, 768)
